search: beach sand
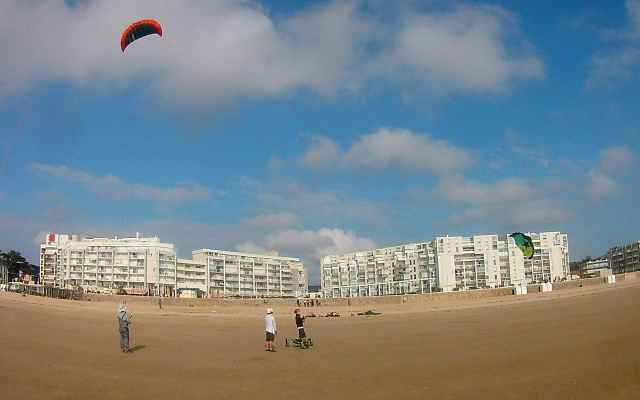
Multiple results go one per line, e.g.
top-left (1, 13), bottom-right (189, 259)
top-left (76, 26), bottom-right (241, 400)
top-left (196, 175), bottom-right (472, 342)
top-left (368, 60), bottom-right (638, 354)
top-left (1, 281), bottom-right (639, 399)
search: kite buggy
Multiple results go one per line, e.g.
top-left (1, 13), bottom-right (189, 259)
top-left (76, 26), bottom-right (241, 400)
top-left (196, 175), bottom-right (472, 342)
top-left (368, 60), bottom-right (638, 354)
top-left (285, 337), bottom-right (314, 349)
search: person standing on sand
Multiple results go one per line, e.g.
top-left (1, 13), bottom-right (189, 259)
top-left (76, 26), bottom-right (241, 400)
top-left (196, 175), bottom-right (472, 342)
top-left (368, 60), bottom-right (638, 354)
top-left (117, 303), bottom-right (133, 353)
top-left (294, 309), bottom-right (306, 340)
top-left (265, 308), bottom-right (277, 352)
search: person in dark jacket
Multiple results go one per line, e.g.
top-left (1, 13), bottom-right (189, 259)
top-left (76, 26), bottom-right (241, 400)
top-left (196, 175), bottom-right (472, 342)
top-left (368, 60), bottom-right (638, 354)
top-left (117, 303), bottom-right (132, 353)
top-left (294, 308), bottom-right (306, 339)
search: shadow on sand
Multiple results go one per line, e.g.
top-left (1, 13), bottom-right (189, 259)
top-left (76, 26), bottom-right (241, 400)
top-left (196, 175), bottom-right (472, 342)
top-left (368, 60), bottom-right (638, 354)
top-left (130, 345), bottom-right (146, 352)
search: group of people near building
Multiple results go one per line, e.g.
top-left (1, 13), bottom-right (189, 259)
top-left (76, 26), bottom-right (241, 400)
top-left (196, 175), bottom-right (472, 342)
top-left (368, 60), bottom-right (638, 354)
top-left (296, 298), bottom-right (320, 307)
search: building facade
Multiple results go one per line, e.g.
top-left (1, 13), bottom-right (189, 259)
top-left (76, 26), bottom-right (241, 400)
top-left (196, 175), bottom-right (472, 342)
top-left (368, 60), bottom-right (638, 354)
top-left (40, 233), bottom-right (307, 297)
top-left (581, 259), bottom-right (609, 278)
top-left (0, 259), bottom-right (7, 284)
top-left (41, 233), bottom-right (177, 295)
top-left (607, 240), bottom-right (640, 274)
top-left (321, 232), bottom-right (569, 298)
top-left (190, 249), bottom-right (307, 297)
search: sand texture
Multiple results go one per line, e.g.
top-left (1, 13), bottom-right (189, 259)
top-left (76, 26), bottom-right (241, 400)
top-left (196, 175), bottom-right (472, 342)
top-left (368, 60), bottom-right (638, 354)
top-left (1, 281), bottom-right (639, 399)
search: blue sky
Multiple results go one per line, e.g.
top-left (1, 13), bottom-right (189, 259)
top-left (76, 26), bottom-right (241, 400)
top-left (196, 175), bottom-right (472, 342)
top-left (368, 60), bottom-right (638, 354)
top-left (1, 0), bottom-right (639, 284)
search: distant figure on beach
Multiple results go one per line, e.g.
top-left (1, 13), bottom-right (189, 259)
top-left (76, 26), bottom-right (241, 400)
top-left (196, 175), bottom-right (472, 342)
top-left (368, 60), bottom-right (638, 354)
top-left (295, 308), bottom-right (306, 339)
top-left (117, 303), bottom-right (133, 353)
top-left (265, 308), bottom-right (277, 352)
top-left (158, 298), bottom-right (163, 309)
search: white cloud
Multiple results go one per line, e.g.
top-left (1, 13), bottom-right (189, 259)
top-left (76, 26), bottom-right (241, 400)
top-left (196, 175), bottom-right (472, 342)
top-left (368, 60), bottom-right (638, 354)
top-left (588, 1), bottom-right (640, 88)
top-left (30, 164), bottom-right (212, 208)
top-left (0, 0), bottom-right (545, 116)
top-left (344, 128), bottom-right (475, 173)
top-left (440, 198), bottom-right (575, 228)
top-left (234, 241), bottom-right (267, 254)
top-left (297, 135), bottom-right (344, 171)
top-left (240, 177), bottom-right (392, 226)
top-left (586, 171), bottom-right (623, 197)
top-left (241, 212), bottom-right (302, 230)
top-left (297, 128), bottom-right (475, 174)
top-left (391, 4), bottom-right (545, 93)
top-left (263, 228), bottom-right (377, 260)
top-left (594, 145), bottom-right (638, 174)
top-left (587, 46), bottom-right (640, 88)
top-left (431, 176), bottom-right (536, 205)
top-left (585, 146), bottom-right (638, 197)
top-left (267, 155), bottom-right (286, 174)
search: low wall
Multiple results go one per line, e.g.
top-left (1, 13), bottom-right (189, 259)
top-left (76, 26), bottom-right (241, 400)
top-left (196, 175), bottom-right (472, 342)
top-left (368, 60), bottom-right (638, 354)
top-left (82, 271), bottom-right (640, 308)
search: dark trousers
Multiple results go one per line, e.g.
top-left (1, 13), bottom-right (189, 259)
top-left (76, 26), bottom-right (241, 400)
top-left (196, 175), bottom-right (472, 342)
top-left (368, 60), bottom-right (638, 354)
top-left (119, 326), bottom-right (130, 350)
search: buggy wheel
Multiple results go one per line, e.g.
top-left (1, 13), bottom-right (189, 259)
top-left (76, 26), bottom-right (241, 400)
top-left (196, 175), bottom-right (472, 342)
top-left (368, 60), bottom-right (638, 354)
top-left (285, 338), bottom-right (289, 347)
top-left (309, 338), bottom-right (313, 346)
top-left (301, 339), bottom-right (310, 349)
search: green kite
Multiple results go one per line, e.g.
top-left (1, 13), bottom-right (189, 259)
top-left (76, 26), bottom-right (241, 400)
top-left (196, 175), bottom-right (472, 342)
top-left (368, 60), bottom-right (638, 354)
top-left (510, 232), bottom-right (534, 259)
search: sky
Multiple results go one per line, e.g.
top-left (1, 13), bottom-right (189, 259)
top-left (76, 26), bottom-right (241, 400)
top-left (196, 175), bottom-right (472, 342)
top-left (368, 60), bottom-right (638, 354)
top-left (1, 0), bottom-right (639, 285)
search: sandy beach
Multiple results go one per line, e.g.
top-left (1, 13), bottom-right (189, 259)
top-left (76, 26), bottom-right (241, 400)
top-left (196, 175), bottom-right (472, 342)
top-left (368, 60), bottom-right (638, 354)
top-left (1, 280), bottom-right (639, 399)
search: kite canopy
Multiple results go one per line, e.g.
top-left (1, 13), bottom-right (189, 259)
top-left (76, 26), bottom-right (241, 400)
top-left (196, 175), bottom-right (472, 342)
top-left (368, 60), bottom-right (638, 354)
top-left (510, 232), bottom-right (534, 259)
top-left (121, 19), bottom-right (162, 52)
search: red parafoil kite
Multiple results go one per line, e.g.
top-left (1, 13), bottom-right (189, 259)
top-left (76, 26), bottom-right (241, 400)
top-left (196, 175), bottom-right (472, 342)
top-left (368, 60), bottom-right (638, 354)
top-left (121, 19), bottom-right (162, 52)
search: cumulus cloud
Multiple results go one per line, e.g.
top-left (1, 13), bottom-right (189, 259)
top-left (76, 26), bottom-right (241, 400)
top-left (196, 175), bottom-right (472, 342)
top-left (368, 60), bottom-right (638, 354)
top-left (0, 0), bottom-right (544, 117)
top-left (297, 128), bottom-right (475, 174)
top-left (30, 163), bottom-right (212, 209)
top-left (391, 4), bottom-right (545, 93)
top-left (344, 128), bottom-right (475, 173)
top-left (297, 135), bottom-right (344, 171)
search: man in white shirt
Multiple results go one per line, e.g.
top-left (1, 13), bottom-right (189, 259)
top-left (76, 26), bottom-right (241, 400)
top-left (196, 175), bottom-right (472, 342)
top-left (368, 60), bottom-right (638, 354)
top-left (265, 308), bottom-right (277, 352)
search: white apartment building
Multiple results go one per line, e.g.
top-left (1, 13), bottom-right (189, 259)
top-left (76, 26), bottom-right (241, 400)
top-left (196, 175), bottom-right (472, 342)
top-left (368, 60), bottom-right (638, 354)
top-left (321, 232), bottom-right (569, 298)
top-left (40, 233), bottom-right (308, 297)
top-left (41, 233), bottom-right (177, 295)
top-left (190, 249), bottom-right (307, 297)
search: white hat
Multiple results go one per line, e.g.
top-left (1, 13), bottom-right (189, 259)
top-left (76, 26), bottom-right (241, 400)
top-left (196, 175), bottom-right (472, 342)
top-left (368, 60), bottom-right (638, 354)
top-left (267, 308), bottom-right (273, 314)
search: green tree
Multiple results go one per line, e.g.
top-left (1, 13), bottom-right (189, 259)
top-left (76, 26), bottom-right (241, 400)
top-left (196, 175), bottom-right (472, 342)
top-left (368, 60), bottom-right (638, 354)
top-left (0, 250), bottom-right (34, 281)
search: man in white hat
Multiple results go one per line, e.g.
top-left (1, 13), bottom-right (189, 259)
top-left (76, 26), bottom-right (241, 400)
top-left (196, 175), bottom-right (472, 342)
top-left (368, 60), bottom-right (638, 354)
top-left (265, 308), bottom-right (277, 352)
